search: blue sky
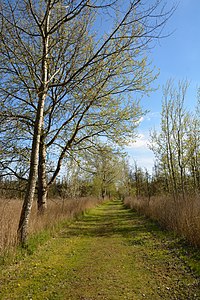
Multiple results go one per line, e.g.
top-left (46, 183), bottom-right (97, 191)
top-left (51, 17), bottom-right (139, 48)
top-left (126, 0), bottom-right (200, 172)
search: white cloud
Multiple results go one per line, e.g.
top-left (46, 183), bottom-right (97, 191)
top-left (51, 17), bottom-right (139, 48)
top-left (127, 133), bottom-right (148, 149)
top-left (144, 112), bottom-right (160, 122)
top-left (128, 155), bottom-right (155, 173)
top-left (125, 132), bottom-right (155, 173)
top-left (135, 116), bottom-right (144, 125)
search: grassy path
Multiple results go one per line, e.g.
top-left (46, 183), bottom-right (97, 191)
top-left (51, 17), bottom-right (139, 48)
top-left (0, 200), bottom-right (200, 299)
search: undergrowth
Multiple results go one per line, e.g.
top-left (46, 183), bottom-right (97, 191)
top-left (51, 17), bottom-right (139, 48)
top-left (124, 196), bottom-right (200, 276)
top-left (0, 196), bottom-right (102, 265)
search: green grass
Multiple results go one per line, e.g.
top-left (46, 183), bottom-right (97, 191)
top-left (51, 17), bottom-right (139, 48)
top-left (0, 200), bottom-right (200, 299)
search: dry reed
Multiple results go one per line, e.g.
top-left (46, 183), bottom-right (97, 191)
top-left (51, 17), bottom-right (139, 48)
top-left (0, 197), bottom-right (101, 255)
top-left (124, 194), bottom-right (200, 247)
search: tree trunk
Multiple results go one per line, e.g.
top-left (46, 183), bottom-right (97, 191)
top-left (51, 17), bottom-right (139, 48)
top-left (37, 133), bottom-right (48, 214)
top-left (17, 92), bottom-right (46, 244)
top-left (17, 17), bottom-right (50, 244)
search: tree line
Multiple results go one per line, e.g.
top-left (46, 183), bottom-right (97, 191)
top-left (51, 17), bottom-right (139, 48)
top-left (0, 144), bottom-right (128, 199)
top-left (150, 80), bottom-right (200, 199)
top-left (127, 81), bottom-right (199, 201)
top-left (125, 81), bottom-right (200, 246)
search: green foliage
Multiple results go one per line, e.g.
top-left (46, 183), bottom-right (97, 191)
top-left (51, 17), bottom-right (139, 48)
top-left (149, 80), bottom-right (200, 198)
top-left (0, 0), bottom-right (167, 185)
top-left (67, 144), bottom-right (131, 199)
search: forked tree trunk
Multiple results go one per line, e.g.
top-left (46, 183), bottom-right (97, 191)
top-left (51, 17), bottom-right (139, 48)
top-left (17, 1), bottom-right (51, 243)
top-left (17, 26), bottom-right (50, 244)
top-left (17, 92), bottom-right (46, 244)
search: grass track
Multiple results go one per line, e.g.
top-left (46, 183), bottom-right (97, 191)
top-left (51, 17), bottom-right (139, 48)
top-left (0, 200), bottom-right (200, 299)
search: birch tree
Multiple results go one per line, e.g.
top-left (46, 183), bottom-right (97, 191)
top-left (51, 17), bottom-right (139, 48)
top-left (0, 0), bottom-right (174, 244)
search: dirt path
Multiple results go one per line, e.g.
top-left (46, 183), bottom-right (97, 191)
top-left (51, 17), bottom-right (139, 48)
top-left (0, 200), bottom-right (200, 299)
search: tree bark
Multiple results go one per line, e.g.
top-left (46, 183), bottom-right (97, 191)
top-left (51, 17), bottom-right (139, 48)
top-left (37, 133), bottom-right (48, 214)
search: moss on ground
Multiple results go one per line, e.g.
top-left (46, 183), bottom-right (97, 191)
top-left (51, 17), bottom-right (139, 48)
top-left (0, 200), bottom-right (200, 299)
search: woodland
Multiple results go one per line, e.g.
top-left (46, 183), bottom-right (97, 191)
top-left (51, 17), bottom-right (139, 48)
top-left (0, 0), bottom-right (199, 257)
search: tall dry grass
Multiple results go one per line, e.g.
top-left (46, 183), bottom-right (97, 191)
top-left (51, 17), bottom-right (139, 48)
top-left (124, 194), bottom-right (200, 247)
top-left (0, 197), bottom-right (101, 255)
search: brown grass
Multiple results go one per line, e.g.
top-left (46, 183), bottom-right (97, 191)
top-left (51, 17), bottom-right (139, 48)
top-left (124, 194), bottom-right (200, 247)
top-left (0, 197), bottom-right (101, 255)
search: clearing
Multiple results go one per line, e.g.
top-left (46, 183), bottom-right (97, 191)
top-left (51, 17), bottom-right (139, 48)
top-left (0, 200), bottom-right (200, 299)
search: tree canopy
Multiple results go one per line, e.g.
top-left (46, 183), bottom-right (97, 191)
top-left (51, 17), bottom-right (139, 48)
top-left (0, 0), bottom-right (174, 243)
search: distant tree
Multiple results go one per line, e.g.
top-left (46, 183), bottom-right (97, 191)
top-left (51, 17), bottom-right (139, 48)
top-left (186, 101), bottom-right (200, 192)
top-left (128, 161), bottom-right (151, 199)
top-left (73, 144), bottom-right (124, 199)
top-left (149, 80), bottom-right (200, 200)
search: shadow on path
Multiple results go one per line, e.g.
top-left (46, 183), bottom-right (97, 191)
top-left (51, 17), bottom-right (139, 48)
top-left (61, 200), bottom-right (156, 239)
